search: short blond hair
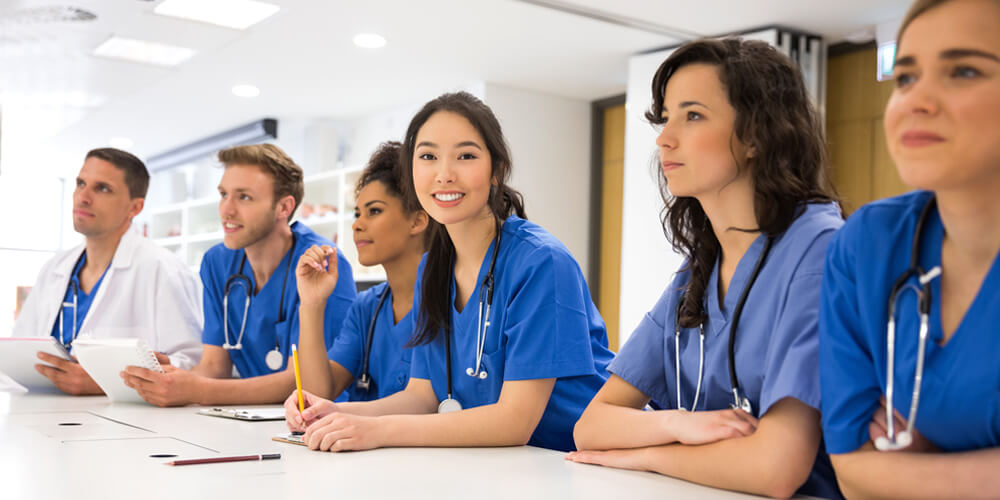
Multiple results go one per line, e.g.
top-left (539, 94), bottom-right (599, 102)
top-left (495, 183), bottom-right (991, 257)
top-left (218, 143), bottom-right (304, 218)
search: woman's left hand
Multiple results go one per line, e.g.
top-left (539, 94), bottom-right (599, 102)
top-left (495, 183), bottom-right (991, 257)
top-left (565, 448), bottom-right (651, 472)
top-left (868, 397), bottom-right (939, 453)
top-left (302, 412), bottom-right (384, 452)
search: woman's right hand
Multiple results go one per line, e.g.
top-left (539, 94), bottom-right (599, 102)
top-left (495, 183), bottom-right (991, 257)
top-left (284, 389), bottom-right (339, 431)
top-left (295, 245), bottom-right (339, 308)
top-left (666, 408), bottom-right (759, 445)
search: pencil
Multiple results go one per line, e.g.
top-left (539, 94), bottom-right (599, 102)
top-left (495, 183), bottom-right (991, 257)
top-left (167, 453), bottom-right (281, 466)
top-left (292, 343), bottom-right (304, 412)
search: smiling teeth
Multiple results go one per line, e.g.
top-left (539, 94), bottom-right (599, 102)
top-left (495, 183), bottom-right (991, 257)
top-left (434, 193), bottom-right (463, 202)
top-left (224, 222), bottom-right (240, 229)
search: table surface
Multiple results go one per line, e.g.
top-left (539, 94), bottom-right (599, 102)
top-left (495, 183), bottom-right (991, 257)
top-left (0, 391), bottom-right (772, 500)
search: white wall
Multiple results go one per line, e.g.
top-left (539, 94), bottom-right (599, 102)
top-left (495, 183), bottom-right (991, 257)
top-left (484, 83), bottom-right (592, 274)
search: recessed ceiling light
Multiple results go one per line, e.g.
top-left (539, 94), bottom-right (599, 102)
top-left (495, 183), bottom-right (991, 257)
top-left (154, 0), bottom-right (280, 30)
top-left (231, 84), bottom-right (261, 98)
top-left (109, 137), bottom-right (134, 149)
top-left (353, 33), bottom-right (386, 49)
top-left (93, 36), bottom-right (195, 66)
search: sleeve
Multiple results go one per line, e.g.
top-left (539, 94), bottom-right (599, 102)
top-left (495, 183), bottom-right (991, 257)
top-left (607, 285), bottom-right (674, 407)
top-left (320, 248), bottom-right (358, 350)
top-left (501, 247), bottom-right (600, 380)
top-left (819, 221), bottom-right (883, 454)
top-left (12, 257), bottom-right (57, 337)
top-left (758, 228), bottom-right (836, 416)
top-left (151, 259), bottom-right (204, 370)
top-left (326, 299), bottom-right (368, 377)
top-left (199, 253), bottom-right (225, 347)
top-left (407, 260), bottom-right (432, 381)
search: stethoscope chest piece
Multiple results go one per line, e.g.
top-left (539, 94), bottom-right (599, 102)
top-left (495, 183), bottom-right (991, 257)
top-left (438, 398), bottom-right (462, 413)
top-left (264, 348), bottom-right (283, 371)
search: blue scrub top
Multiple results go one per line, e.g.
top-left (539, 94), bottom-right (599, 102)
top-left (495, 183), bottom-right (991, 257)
top-left (327, 282), bottom-right (413, 401)
top-left (50, 251), bottom-right (111, 347)
top-left (820, 190), bottom-right (1000, 455)
top-left (609, 202), bottom-right (843, 500)
top-left (200, 222), bottom-right (357, 378)
top-left (410, 215), bottom-right (613, 452)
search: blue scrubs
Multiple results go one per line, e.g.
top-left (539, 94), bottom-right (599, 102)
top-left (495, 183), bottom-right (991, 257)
top-left (820, 190), bottom-right (1000, 455)
top-left (410, 215), bottom-right (613, 452)
top-left (327, 282), bottom-right (413, 401)
top-left (609, 202), bottom-right (843, 500)
top-left (50, 252), bottom-right (110, 347)
top-left (201, 222), bottom-right (357, 378)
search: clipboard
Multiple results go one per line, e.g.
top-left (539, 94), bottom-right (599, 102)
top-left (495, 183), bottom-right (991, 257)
top-left (196, 407), bottom-right (287, 421)
top-left (0, 337), bottom-right (74, 392)
top-left (272, 431), bottom-right (306, 446)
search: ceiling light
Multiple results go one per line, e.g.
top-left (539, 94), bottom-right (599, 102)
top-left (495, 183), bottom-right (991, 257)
top-left (353, 33), bottom-right (386, 49)
top-left (154, 0), bottom-right (280, 30)
top-left (231, 84), bottom-right (260, 98)
top-left (109, 137), bottom-right (134, 149)
top-left (93, 36), bottom-right (195, 66)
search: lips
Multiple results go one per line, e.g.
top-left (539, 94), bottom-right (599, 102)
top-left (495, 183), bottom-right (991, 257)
top-left (222, 221), bottom-right (242, 233)
top-left (661, 161), bottom-right (684, 172)
top-left (73, 208), bottom-right (94, 218)
top-left (355, 239), bottom-right (373, 249)
top-left (900, 130), bottom-right (945, 148)
top-left (431, 191), bottom-right (465, 208)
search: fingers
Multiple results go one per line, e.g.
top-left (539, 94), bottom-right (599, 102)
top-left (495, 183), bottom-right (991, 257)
top-left (154, 352), bottom-right (171, 365)
top-left (121, 366), bottom-right (163, 384)
top-left (731, 408), bottom-right (760, 430)
top-left (284, 392), bottom-right (306, 431)
top-left (565, 451), bottom-right (605, 466)
top-left (37, 351), bottom-right (72, 370)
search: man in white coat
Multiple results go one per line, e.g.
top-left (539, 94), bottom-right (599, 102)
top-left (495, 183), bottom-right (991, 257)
top-left (13, 148), bottom-right (202, 395)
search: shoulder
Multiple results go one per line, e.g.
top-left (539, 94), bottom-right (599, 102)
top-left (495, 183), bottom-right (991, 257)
top-left (353, 282), bottom-right (387, 310)
top-left (838, 190), bottom-right (931, 244)
top-left (292, 222), bottom-right (334, 251)
top-left (501, 216), bottom-right (579, 269)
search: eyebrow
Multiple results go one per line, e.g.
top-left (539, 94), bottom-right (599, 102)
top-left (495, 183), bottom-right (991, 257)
top-left (363, 200), bottom-right (385, 208)
top-left (415, 140), bottom-right (483, 151)
top-left (662, 100), bottom-right (710, 112)
top-left (896, 48), bottom-right (1000, 67)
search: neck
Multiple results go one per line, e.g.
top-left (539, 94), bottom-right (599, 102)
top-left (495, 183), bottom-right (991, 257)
top-left (697, 179), bottom-right (759, 264)
top-left (244, 222), bottom-right (294, 291)
top-left (447, 209), bottom-right (498, 273)
top-left (382, 239), bottom-right (424, 319)
top-left (935, 183), bottom-right (1000, 266)
top-left (83, 222), bottom-right (130, 272)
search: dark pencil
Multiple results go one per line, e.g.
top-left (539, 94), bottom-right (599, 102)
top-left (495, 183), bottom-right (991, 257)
top-left (166, 453), bottom-right (281, 466)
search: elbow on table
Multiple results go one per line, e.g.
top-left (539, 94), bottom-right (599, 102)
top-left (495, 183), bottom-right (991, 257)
top-left (571, 411), bottom-right (600, 450)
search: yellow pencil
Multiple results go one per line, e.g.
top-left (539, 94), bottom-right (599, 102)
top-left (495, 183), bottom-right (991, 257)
top-left (292, 343), bottom-right (304, 413)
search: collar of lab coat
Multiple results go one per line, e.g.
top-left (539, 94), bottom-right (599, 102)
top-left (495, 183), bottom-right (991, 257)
top-left (50, 226), bottom-right (141, 278)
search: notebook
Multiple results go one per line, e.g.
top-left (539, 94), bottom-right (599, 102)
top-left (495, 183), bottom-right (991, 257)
top-left (73, 337), bottom-right (164, 403)
top-left (0, 337), bottom-right (74, 392)
top-left (272, 431), bottom-right (306, 446)
top-left (197, 407), bottom-right (287, 421)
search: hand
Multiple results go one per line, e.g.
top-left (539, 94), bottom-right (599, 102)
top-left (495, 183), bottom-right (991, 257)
top-left (120, 365), bottom-right (202, 407)
top-left (154, 352), bottom-right (172, 366)
top-left (666, 408), bottom-right (759, 445)
top-left (296, 245), bottom-right (339, 308)
top-left (566, 448), bottom-right (652, 472)
top-left (284, 389), bottom-right (338, 431)
top-left (302, 412), bottom-right (384, 452)
top-left (35, 352), bottom-right (104, 396)
top-left (868, 397), bottom-right (939, 453)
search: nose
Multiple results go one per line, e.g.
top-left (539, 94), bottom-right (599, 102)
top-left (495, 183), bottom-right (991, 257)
top-left (75, 185), bottom-right (92, 206)
top-left (352, 216), bottom-right (364, 233)
top-left (897, 76), bottom-right (940, 117)
top-left (435, 159), bottom-right (457, 184)
top-left (219, 196), bottom-right (235, 218)
top-left (655, 121), bottom-right (677, 150)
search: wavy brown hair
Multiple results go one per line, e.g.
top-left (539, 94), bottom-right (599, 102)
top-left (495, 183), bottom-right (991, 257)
top-left (646, 38), bottom-right (841, 328)
top-left (399, 92), bottom-right (526, 346)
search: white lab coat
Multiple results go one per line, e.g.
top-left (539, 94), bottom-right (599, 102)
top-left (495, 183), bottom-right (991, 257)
top-left (13, 228), bottom-right (203, 369)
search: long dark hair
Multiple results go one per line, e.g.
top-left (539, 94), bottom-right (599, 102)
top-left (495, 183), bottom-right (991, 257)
top-left (399, 92), bottom-right (526, 346)
top-left (646, 38), bottom-right (840, 328)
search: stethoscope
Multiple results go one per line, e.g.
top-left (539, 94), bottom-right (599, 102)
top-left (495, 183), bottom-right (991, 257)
top-left (354, 286), bottom-right (391, 393)
top-left (56, 253), bottom-right (88, 349)
top-left (672, 236), bottom-right (773, 414)
top-left (875, 197), bottom-right (942, 451)
top-left (223, 235), bottom-right (295, 372)
top-left (439, 221), bottom-right (503, 413)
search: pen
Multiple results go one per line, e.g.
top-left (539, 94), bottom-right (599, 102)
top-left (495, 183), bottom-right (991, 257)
top-left (166, 453), bottom-right (281, 466)
top-left (292, 343), bottom-right (304, 412)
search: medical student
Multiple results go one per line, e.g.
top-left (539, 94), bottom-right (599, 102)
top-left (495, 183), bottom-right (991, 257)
top-left (567, 39), bottom-right (844, 499)
top-left (121, 144), bottom-right (356, 406)
top-left (285, 91), bottom-right (613, 452)
top-left (819, 0), bottom-right (1000, 497)
top-left (295, 141), bottom-right (428, 401)
top-left (14, 148), bottom-right (202, 394)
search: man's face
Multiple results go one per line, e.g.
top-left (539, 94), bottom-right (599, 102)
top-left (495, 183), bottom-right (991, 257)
top-left (217, 164), bottom-right (281, 250)
top-left (72, 157), bottom-right (142, 238)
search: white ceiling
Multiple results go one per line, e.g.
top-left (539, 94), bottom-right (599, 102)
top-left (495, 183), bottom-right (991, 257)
top-left (0, 0), bottom-right (911, 177)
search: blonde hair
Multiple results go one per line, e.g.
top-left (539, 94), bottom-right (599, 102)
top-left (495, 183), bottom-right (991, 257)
top-left (217, 143), bottom-right (304, 217)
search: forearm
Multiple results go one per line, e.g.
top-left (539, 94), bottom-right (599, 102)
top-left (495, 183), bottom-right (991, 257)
top-left (377, 402), bottom-right (538, 448)
top-left (575, 402), bottom-right (677, 450)
top-left (833, 445), bottom-right (1000, 499)
top-left (196, 370), bottom-right (296, 405)
top-left (333, 388), bottom-right (437, 417)
top-left (638, 432), bottom-right (811, 499)
top-left (297, 304), bottom-right (337, 398)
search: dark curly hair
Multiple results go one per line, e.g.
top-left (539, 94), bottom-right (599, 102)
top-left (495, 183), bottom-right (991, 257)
top-left (646, 38), bottom-right (841, 328)
top-left (355, 141), bottom-right (420, 213)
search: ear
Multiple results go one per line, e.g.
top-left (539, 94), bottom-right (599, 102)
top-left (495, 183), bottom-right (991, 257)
top-left (127, 198), bottom-right (145, 220)
top-left (409, 210), bottom-right (430, 236)
top-left (276, 195), bottom-right (296, 222)
top-left (746, 144), bottom-right (758, 160)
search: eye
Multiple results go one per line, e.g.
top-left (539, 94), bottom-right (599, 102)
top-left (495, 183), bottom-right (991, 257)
top-left (687, 111), bottom-right (703, 121)
top-left (239, 194), bottom-right (251, 201)
top-left (951, 65), bottom-right (982, 79)
top-left (369, 207), bottom-right (382, 216)
top-left (894, 72), bottom-right (917, 88)
top-left (353, 209), bottom-right (361, 220)
top-left (418, 153), bottom-right (436, 161)
top-left (98, 185), bottom-right (111, 193)
top-left (75, 180), bottom-right (85, 188)
top-left (458, 152), bottom-right (478, 160)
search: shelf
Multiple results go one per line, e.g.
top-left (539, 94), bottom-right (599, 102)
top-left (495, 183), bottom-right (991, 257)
top-left (153, 236), bottom-right (184, 246)
top-left (188, 231), bottom-right (224, 243)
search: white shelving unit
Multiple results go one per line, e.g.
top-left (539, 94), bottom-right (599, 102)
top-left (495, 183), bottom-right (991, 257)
top-left (138, 163), bottom-right (384, 283)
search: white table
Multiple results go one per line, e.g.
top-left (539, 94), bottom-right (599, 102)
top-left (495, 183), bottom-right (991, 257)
top-left (0, 392), bottom-right (768, 500)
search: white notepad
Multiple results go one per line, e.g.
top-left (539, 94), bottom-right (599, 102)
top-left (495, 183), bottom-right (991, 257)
top-left (73, 337), bottom-right (164, 403)
top-left (0, 337), bottom-right (73, 392)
